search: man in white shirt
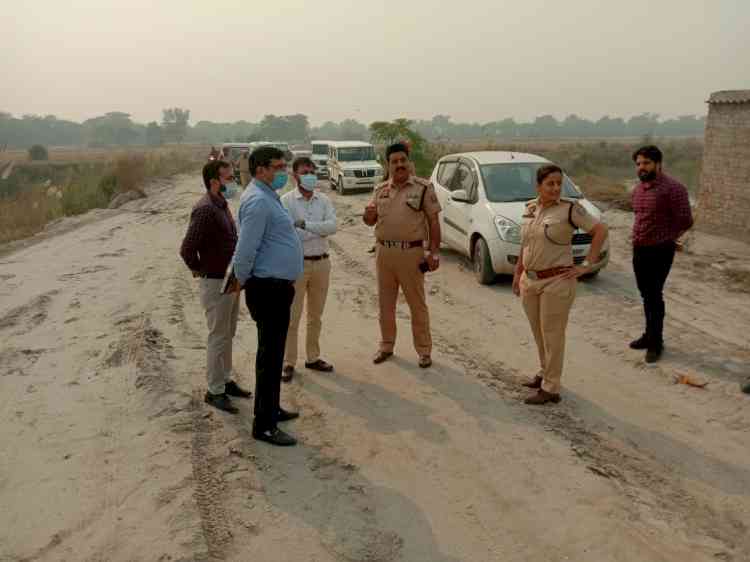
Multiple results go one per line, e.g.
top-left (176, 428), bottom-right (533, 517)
top-left (281, 157), bottom-right (337, 382)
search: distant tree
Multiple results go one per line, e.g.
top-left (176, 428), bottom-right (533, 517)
top-left (626, 113), bottom-right (660, 137)
top-left (145, 121), bottom-right (163, 146)
top-left (83, 112), bottom-right (139, 146)
top-left (28, 144), bottom-right (49, 161)
top-left (369, 118), bottom-right (429, 174)
top-left (255, 114), bottom-right (309, 142)
top-left (162, 108), bottom-right (190, 143)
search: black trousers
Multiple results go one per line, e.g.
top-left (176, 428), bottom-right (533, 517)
top-left (244, 277), bottom-right (295, 431)
top-left (632, 241), bottom-right (676, 349)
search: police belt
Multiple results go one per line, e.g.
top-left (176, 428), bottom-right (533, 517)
top-left (304, 254), bottom-right (329, 261)
top-left (526, 266), bottom-right (572, 280)
top-left (378, 239), bottom-right (424, 249)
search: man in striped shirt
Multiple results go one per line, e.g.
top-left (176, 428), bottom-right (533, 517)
top-left (629, 145), bottom-right (693, 363)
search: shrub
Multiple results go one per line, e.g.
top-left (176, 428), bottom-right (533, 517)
top-left (28, 145), bottom-right (49, 161)
top-left (113, 153), bottom-right (146, 193)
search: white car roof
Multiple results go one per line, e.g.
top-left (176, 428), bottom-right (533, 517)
top-left (311, 140), bottom-right (336, 145)
top-left (442, 151), bottom-right (551, 165)
top-left (327, 141), bottom-right (373, 148)
top-left (222, 143), bottom-right (253, 148)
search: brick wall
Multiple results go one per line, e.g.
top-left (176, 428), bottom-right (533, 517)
top-left (696, 102), bottom-right (750, 242)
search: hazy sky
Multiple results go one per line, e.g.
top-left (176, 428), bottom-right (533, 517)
top-left (2, 0), bottom-right (748, 125)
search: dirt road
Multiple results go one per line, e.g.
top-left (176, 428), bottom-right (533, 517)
top-left (1, 175), bottom-right (748, 562)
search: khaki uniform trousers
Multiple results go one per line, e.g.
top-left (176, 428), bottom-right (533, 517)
top-left (520, 274), bottom-right (576, 394)
top-left (199, 278), bottom-right (240, 395)
top-left (376, 245), bottom-right (431, 356)
top-left (240, 172), bottom-right (251, 188)
top-left (284, 258), bottom-right (331, 367)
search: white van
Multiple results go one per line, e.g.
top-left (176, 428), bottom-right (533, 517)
top-left (327, 141), bottom-right (383, 195)
top-left (311, 140), bottom-right (333, 179)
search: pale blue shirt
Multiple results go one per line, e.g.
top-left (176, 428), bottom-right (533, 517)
top-left (232, 180), bottom-right (303, 285)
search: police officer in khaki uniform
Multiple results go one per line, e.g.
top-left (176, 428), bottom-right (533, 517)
top-left (238, 150), bottom-right (251, 187)
top-left (513, 164), bottom-right (608, 404)
top-left (363, 142), bottom-right (442, 368)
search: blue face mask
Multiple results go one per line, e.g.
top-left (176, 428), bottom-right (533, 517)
top-left (271, 171), bottom-right (288, 191)
top-left (300, 174), bottom-right (317, 191)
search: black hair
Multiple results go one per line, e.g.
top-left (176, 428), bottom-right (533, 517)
top-left (536, 164), bottom-right (563, 185)
top-left (292, 156), bottom-right (316, 173)
top-left (386, 142), bottom-right (410, 162)
top-left (632, 145), bottom-right (663, 163)
top-left (248, 146), bottom-right (286, 176)
top-left (202, 160), bottom-right (230, 190)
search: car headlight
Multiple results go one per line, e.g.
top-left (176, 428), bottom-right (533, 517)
top-left (494, 216), bottom-right (521, 244)
top-left (344, 170), bottom-right (355, 177)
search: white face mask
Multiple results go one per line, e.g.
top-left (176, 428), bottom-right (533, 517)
top-left (299, 174), bottom-right (317, 191)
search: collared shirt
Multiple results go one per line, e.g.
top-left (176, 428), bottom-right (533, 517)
top-left (370, 176), bottom-right (442, 242)
top-left (521, 198), bottom-right (598, 271)
top-left (281, 188), bottom-right (337, 257)
top-left (631, 173), bottom-right (693, 247)
top-left (179, 191), bottom-right (237, 277)
top-left (231, 180), bottom-right (303, 285)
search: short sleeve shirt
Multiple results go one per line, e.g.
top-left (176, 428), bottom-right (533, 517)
top-left (373, 176), bottom-right (442, 242)
top-left (521, 198), bottom-right (598, 271)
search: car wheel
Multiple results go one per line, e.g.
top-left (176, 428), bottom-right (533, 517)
top-left (339, 176), bottom-right (347, 195)
top-left (473, 237), bottom-right (496, 285)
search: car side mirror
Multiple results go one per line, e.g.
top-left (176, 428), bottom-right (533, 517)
top-left (451, 189), bottom-right (471, 203)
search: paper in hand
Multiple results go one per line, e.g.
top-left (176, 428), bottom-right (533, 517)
top-left (221, 265), bottom-right (238, 294)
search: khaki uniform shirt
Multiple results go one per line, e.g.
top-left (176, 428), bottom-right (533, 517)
top-left (372, 176), bottom-right (442, 242)
top-left (521, 198), bottom-right (598, 271)
top-left (238, 152), bottom-right (250, 173)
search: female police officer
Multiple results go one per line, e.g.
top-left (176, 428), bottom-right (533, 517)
top-left (512, 165), bottom-right (608, 405)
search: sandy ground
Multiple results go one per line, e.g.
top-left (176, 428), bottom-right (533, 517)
top-left (1, 174), bottom-right (749, 562)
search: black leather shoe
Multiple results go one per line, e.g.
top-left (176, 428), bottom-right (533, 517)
top-left (305, 359), bottom-right (334, 372)
top-left (278, 408), bottom-right (300, 422)
top-left (204, 392), bottom-right (239, 414)
top-left (645, 347), bottom-right (663, 363)
top-left (252, 427), bottom-right (297, 446)
top-left (522, 375), bottom-right (543, 389)
top-left (629, 335), bottom-right (649, 350)
top-left (225, 380), bottom-right (252, 399)
top-left (373, 351), bottom-right (393, 364)
top-left (281, 365), bottom-right (295, 383)
top-left (524, 389), bottom-right (561, 405)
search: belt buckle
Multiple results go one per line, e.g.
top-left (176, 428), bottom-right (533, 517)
top-left (526, 271), bottom-right (538, 280)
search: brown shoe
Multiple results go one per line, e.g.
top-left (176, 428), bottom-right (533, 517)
top-left (418, 355), bottom-right (432, 368)
top-left (524, 389), bottom-right (561, 405)
top-left (373, 351), bottom-right (394, 364)
top-left (522, 375), bottom-right (543, 389)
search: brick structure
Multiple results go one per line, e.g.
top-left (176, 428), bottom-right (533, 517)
top-left (696, 90), bottom-right (750, 241)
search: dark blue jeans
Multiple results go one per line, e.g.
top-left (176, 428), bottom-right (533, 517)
top-left (633, 241), bottom-right (676, 349)
top-left (244, 278), bottom-right (295, 431)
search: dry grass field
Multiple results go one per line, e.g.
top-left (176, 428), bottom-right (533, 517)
top-left (0, 145), bottom-right (207, 244)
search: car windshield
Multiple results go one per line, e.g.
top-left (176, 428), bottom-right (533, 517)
top-left (312, 144), bottom-right (328, 155)
top-left (479, 163), bottom-right (582, 202)
top-left (338, 146), bottom-right (375, 161)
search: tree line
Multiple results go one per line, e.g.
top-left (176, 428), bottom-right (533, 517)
top-left (0, 109), bottom-right (706, 149)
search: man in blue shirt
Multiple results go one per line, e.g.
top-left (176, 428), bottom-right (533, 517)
top-left (232, 146), bottom-right (304, 446)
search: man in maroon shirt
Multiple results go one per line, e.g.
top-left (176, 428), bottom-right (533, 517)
top-left (629, 145), bottom-right (693, 363)
top-left (180, 160), bottom-right (252, 413)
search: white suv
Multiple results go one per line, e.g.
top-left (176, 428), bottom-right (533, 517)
top-left (430, 151), bottom-right (609, 284)
top-left (327, 141), bottom-right (383, 195)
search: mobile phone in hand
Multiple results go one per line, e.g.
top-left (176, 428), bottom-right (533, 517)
top-left (419, 260), bottom-right (429, 273)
